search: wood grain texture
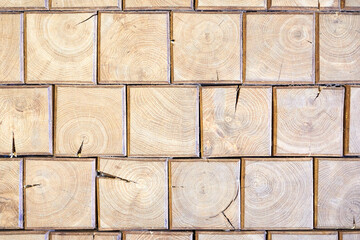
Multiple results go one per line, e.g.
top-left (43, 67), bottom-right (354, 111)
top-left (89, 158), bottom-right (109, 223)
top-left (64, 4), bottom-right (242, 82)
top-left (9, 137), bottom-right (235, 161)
top-left (173, 13), bottom-right (241, 83)
top-left (0, 159), bottom-right (22, 229)
top-left (98, 158), bottom-right (168, 230)
top-left (202, 87), bottom-right (271, 157)
top-left (0, 14), bottom-right (23, 83)
top-left (197, 0), bottom-right (265, 9)
top-left (51, 233), bottom-right (93, 240)
top-left (274, 87), bottom-right (344, 156)
top-left (24, 158), bottom-right (96, 229)
top-left (345, 0), bottom-right (360, 7)
top-left (0, 232), bottom-right (48, 240)
top-left (0, 86), bottom-right (52, 155)
top-left (170, 160), bottom-right (240, 230)
top-left (129, 86), bottom-right (199, 157)
top-left (319, 14), bottom-right (360, 82)
top-left (0, 0), bottom-right (46, 8)
top-left (26, 13), bottom-right (96, 84)
top-left (347, 87), bottom-right (360, 155)
top-left (196, 231), bottom-right (265, 240)
top-left (51, 0), bottom-right (119, 8)
top-left (243, 158), bottom-right (313, 229)
top-left (124, 0), bottom-right (192, 9)
top-left (245, 14), bottom-right (314, 83)
top-left (316, 158), bottom-right (360, 229)
top-left (100, 13), bottom-right (169, 84)
top-left (271, 0), bottom-right (339, 8)
top-left (55, 86), bottom-right (126, 156)
top-left (341, 232), bottom-right (360, 240)
top-left (123, 231), bottom-right (193, 240)
top-left (269, 231), bottom-right (338, 240)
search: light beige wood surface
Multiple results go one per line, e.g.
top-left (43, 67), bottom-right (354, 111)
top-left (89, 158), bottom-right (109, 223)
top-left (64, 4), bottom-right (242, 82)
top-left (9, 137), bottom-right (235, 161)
top-left (100, 13), bottom-right (169, 84)
top-left (173, 13), bottom-right (241, 83)
top-left (202, 86), bottom-right (271, 157)
top-left (51, 0), bottom-right (119, 8)
top-left (345, 0), bottom-right (360, 7)
top-left (51, 233), bottom-right (92, 240)
top-left (346, 87), bottom-right (360, 155)
top-left (196, 231), bottom-right (265, 240)
top-left (196, 0), bottom-right (265, 9)
top-left (319, 14), bottom-right (360, 82)
top-left (98, 158), bottom-right (168, 230)
top-left (26, 13), bottom-right (96, 84)
top-left (0, 14), bottom-right (23, 83)
top-left (55, 86), bottom-right (126, 156)
top-left (124, 0), bottom-right (192, 9)
top-left (243, 158), bottom-right (313, 229)
top-left (274, 87), bottom-right (344, 156)
top-left (0, 0), bottom-right (46, 8)
top-left (245, 13), bottom-right (314, 83)
top-left (0, 86), bottom-right (52, 155)
top-left (341, 232), bottom-right (360, 240)
top-left (0, 159), bottom-right (22, 229)
top-left (316, 158), bottom-right (360, 229)
top-left (269, 231), bottom-right (338, 240)
top-left (124, 231), bottom-right (193, 240)
top-left (271, 0), bottom-right (339, 8)
top-left (128, 86), bottom-right (199, 157)
top-left (24, 158), bottom-right (96, 229)
top-left (170, 160), bottom-right (240, 230)
top-left (0, 232), bottom-right (48, 240)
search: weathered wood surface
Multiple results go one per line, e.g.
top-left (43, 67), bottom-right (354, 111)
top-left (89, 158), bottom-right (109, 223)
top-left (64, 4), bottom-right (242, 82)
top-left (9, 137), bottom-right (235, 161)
top-left (51, 0), bottom-right (119, 8)
top-left (196, 0), bottom-right (266, 9)
top-left (123, 231), bottom-right (193, 240)
top-left (0, 232), bottom-right (48, 240)
top-left (341, 232), bottom-right (360, 240)
top-left (316, 158), bottom-right (360, 229)
top-left (0, 0), bottom-right (46, 9)
top-left (24, 158), bottom-right (96, 229)
top-left (346, 86), bottom-right (360, 155)
top-left (269, 231), bottom-right (338, 240)
top-left (344, 0), bottom-right (360, 8)
top-left (124, 0), bottom-right (192, 9)
top-left (196, 231), bottom-right (265, 240)
top-left (271, 0), bottom-right (339, 8)
top-left (98, 158), bottom-right (168, 230)
top-left (243, 158), bottom-right (313, 229)
top-left (202, 86), bottom-right (272, 157)
top-left (99, 13), bottom-right (169, 84)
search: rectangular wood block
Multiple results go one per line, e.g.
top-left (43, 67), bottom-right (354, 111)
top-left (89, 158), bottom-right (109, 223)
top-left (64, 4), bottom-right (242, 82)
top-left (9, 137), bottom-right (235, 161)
top-left (124, 0), bottom-right (192, 9)
top-left (345, 0), bottom-right (360, 7)
top-left (0, 232), bottom-right (48, 240)
top-left (245, 13), bottom-right (314, 83)
top-left (55, 86), bottom-right (126, 156)
top-left (0, 0), bottom-right (46, 9)
top-left (346, 86), bottom-right (360, 155)
top-left (24, 158), bottom-right (96, 229)
top-left (128, 86), bottom-right (199, 157)
top-left (26, 13), bottom-right (96, 84)
top-left (0, 86), bottom-right (52, 155)
top-left (274, 87), bottom-right (344, 156)
top-left (196, 231), bottom-right (265, 240)
top-left (0, 159), bottom-right (22, 229)
top-left (271, 0), bottom-right (339, 8)
top-left (243, 158), bottom-right (313, 229)
top-left (316, 158), bottom-right (360, 229)
top-left (0, 14), bottom-right (23, 83)
top-left (172, 13), bottom-right (241, 83)
top-left (98, 158), bottom-right (168, 230)
top-left (123, 231), bottom-right (193, 239)
top-left (341, 232), bottom-right (360, 240)
top-left (100, 13), bottom-right (169, 84)
top-left (51, 233), bottom-right (93, 240)
top-left (170, 160), bottom-right (240, 230)
top-left (196, 0), bottom-right (265, 9)
top-left (319, 14), bottom-right (360, 82)
top-left (94, 233), bottom-right (122, 240)
top-left (269, 231), bottom-right (338, 240)
top-left (202, 86), bottom-right (272, 157)
top-left (51, 0), bottom-right (119, 8)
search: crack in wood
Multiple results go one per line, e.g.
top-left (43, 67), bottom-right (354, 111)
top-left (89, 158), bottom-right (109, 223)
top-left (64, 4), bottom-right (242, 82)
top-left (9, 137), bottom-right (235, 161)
top-left (97, 171), bottom-right (137, 184)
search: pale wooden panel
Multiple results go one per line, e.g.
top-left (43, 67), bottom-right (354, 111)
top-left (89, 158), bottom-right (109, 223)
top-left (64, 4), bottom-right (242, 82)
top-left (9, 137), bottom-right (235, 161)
top-left (94, 233), bottom-right (121, 240)
top-left (124, 0), bottom-right (192, 9)
top-left (347, 87), bottom-right (360, 155)
top-left (124, 231), bottom-right (193, 240)
top-left (51, 233), bottom-right (92, 240)
top-left (173, 13), bottom-right (241, 83)
top-left (317, 158), bottom-right (360, 229)
top-left (0, 0), bottom-right (45, 8)
top-left (197, 231), bottom-right (265, 240)
top-left (170, 160), bottom-right (240, 229)
top-left (197, 0), bottom-right (265, 9)
top-left (245, 14), bottom-right (314, 83)
top-left (202, 87), bottom-right (271, 157)
top-left (342, 232), bottom-right (360, 240)
top-left (24, 158), bottom-right (96, 229)
top-left (270, 231), bottom-right (338, 240)
top-left (100, 13), bottom-right (169, 84)
top-left (0, 14), bottom-right (22, 83)
top-left (55, 86), bottom-right (126, 156)
top-left (0, 232), bottom-right (48, 240)
top-left (0, 159), bottom-right (22, 229)
top-left (319, 14), bottom-right (360, 82)
top-left (26, 13), bottom-right (96, 84)
top-left (0, 86), bottom-right (52, 155)
top-left (129, 86), bottom-right (199, 157)
top-left (274, 87), bottom-right (344, 156)
top-left (51, 0), bottom-right (119, 8)
top-left (271, 0), bottom-right (339, 8)
top-left (98, 158), bottom-right (168, 230)
top-left (243, 158), bottom-right (313, 229)
top-left (345, 0), bottom-right (360, 7)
